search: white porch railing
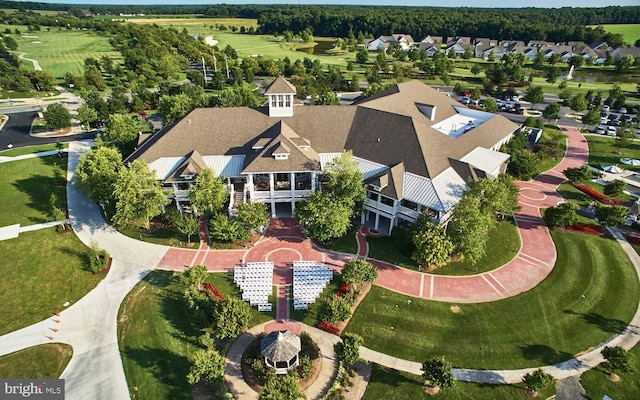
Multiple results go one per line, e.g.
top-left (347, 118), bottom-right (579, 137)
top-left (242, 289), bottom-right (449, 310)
top-left (174, 189), bottom-right (189, 199)
top-left (365, 198), bottom-right (395, 214)
top-left (398, 206), bottom-right (419, 220)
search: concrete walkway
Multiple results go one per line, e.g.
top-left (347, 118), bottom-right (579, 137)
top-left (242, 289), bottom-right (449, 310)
top-left (0, 140), bottom-right (169, 400)
top-left (225, 321), bottom-right (340, 400)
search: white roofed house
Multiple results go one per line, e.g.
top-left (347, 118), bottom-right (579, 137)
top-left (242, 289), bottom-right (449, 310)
top-left (126, 76), bottom-right (519, 235)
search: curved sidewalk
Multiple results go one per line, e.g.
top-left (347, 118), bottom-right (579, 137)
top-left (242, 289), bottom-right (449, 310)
top-left (359, 225), bottom-right (640, 384)
top-left (0, 140), bottom-right (169, 400)
top-left (353, 126), bottom-right (588, 303)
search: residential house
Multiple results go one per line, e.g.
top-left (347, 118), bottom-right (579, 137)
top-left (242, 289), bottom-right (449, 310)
top-left (610, 46), bottom-right (640, 61)
top-left (364, 33), bottom-right (415, 52)
top-left (126, 77), bottom-right (519, 234)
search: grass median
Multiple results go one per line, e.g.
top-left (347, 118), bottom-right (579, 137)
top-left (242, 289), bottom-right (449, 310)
top-left (345, 231), bottom-right (640, 370)
top-left (0, 344), bottom-right (72, 379)
top-left (364, 364), bottom-right (556, 400)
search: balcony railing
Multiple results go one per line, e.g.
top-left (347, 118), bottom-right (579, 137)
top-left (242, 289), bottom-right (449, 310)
top-left (398, 206), bottom-right (419, 220)
top-left (365, 198), bottom-right (395, 214)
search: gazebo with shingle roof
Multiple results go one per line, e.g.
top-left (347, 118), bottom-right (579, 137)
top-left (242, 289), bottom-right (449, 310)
top-left (260, 330), bottom-right (301, 374)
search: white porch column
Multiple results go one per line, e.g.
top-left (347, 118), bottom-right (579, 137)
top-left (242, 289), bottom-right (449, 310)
top-left (311, 171), bottom-right (317, 191)
top-left (247, 174), bottom-right (254, 201)
top-left (374, 213), bottom-right (380, 230)
top-left (360, 211), bottom-right (365, 225)
top-left (269, 173), bottom-right (276, 218)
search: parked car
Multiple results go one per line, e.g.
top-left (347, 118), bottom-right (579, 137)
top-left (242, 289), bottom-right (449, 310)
top-left (602, 105), bottom-right (610, 112)
top-left (461, 96), bottom-right (470, 105)
top-left (511, 95), bottom-right (519, 101)
top-left (622, 114), bottom-right (632, 122)
top-left (620, 107), bottom-right (628, 114)
top-left (600, 117), bottom-right (608, 124)
top-left (600, 111), bottom-right (608, 117)
top-left (606, 126), bottom-right (617, 136)
top-left (595, 126), bottom-right (606, 134)
top-left (495, 99), bottom-right (503, 107)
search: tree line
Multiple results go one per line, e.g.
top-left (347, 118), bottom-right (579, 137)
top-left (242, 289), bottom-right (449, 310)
top-left (1, 2), bottom-right (638, 45)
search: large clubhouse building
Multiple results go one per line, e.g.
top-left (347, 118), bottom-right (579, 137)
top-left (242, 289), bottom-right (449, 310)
top-left (126, 78), bottom-right (520, 233)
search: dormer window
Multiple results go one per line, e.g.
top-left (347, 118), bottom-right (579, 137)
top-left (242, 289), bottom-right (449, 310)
top-left (275, 154), bottom-right (289, 160)
top-left (181, 174), bottom-right (194, 180)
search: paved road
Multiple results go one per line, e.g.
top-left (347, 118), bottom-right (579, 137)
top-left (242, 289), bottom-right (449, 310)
top-left (0, 111), bottom-right (96, 150)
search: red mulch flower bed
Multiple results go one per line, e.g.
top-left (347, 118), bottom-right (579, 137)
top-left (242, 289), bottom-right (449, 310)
top-left (566, 223), bottom-right (604, 235)
top-left (317, 320), bottom-right (340, 335)
top-left (626, 235), bottom-right (640, 246)
top-left (336, 283), bottom-right (350, 297)
top-left (573, 183), bottom-right (625, 205)
top-left (203, 282), bottom-right (225, 301)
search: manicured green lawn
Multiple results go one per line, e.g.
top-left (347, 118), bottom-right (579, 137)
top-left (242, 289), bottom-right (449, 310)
top-left (3, 27), bottom-right (121, 79)
top-left (587, 135), bottom-right (640, 173)
top-left (435, 219), bottom-right (520, 276)
top-left (124, 16), bottom-right (258, 30)
top-left (325, 227), bottom-right (358, 254)
top-left (364, 364), bottom-right (555, 400)
top-left (120, 225), bottom-right (201, 248)
top-left (345, 232), bottom-right (640, 370)
top-left (581, 343), bottom-right (640, 400)
top-left (0, 143), bottom-right (67, 157)
top-left (0, 228), bottom-right (103, 335)
top-left (536, 125), bottom-right (568, 175)
top-left (0, 344), bottom-right (72, 379)
top-left (118, 270), bottom-right (274, 400)
top-left (592, 24), bottom-right (640, 46)
top-left (365, 220), bottom-right (520, 276)
top-left (0, 155), bottom-right (67, 227)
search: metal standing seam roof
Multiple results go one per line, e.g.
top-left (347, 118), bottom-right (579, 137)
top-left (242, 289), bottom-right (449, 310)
top-left (149, 155), bottom-right (246, 180)
top-left (402, 172), bottom-right (444, 212)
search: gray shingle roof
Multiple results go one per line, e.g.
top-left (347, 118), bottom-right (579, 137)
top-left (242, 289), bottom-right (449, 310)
top-left (126, 79), bottom-right (518, 184)
top-left (265, 76), bottom-right (297, 94)
top-left (261, 330), bottom-right (301, 363)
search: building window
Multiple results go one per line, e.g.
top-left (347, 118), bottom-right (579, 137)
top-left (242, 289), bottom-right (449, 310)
top-left (380, 195), bottom-right (394, 207)
top-left (285, 95), bottom-right (291, 107)
top-left (271, 96), bottom-right (277, 108)
top-left (295, 172), bottom-right (311, 190)
top-left (367, 191), bottom-right (379, 201)
top-left (278, 95), bottom-right (284, 107)
top-left (400, 199), bottom-right (418, 211)
top-left (254, 174), bottom-right (270, 191)
top-left (275, 173), bottom-right (291, 190)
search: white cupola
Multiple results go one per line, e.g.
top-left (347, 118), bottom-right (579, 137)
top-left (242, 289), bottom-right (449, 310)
top-left (264, 76), bottom-right (296, 118)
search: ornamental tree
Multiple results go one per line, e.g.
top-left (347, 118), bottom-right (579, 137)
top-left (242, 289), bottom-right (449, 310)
top-left (466, 175), bottom-right (521, 217)
top-left (341, 258), bottom-right (378, 289)
top-left (335, 333), bottom-right (364, 369)
top-left (320, 294), bottom-right (352, 324)
top-left (544, 202), bottom-right (578, 228)
top-left (412, 217), bottom-right (453, 269)
top-left (212, 297), bottom-right (251, 340)
top-left (422, 356), bottom-right (455, 389)
top-left (189, 168), bottom-right (228, 216)
top-left (237, 201), bottom-right (270, 233)
top-left (601, 346), bottom-right (633, 375)
top-left (95, 113), bottom-right (148, 154)
top-left (603, 179), bottom-right (626, 198)
top-left (173, 213), bottom-right (199, 244)
top-left (186, 348), bottom-right (225, 384)
top-left (563, 166), bottom-right (593, 184)
top-left (113, 160), bottom-right (169, 229)
top-left (542, 103), bottom-right (561, 123)
top-left (595, 205), bottom-right (628, 227)
top-left (522, 369), bottom-right (554, 394)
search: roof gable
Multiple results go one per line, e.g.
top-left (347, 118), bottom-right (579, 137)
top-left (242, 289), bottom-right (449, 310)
top-left (265, 76), bottom-right (297, 94)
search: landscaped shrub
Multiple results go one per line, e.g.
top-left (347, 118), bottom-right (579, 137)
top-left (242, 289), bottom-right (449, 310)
top-left (297, 356), bottom-right (313, 379)
top-left (573, 183), bottom-right (625, 205)
top-left (208, 213), bottom-right (251, 243)
top-left (87, 241), bottom-right (109, 273)
top-left (319, 294), bottom-right (352, 324)
top-left (544, 202), bottom-right (578, 228)
top-left (626, 235), bottom-right (640, 245)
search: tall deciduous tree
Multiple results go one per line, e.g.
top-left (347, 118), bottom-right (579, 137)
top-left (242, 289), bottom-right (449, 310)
top-left (563, 166), bottom-right (592, 184)
top-left (340, 258), bottom-right (378, 289)
top-left (295, 191), bottom-right (352, 243)
top-left (524, 86), bottom-right (544, 110)
top-left (466, 175), bottom-right (521, 217)
top-left (75, 146), bottom-right (122, 212)
top-left (601, 346), bottom-right (633, 375)
top-left (595, 205), bottom-right (628, 227)
top-left (216, 85), bottom-right (261, 107)
top-left (76, 104), bottom-right (98, 129)
top-left (449, 196), bottom-right (494, 265)
top-left (113, 160), bottom-right (169, 229)
top-left (95, 113), bottom-right (148, 154)
top-left (189, 168), bottom-right (228, 215)
top-left (582, 107), bottom-right (601, 128)
top-left (322, 150), bottom-right (366, 213)
top-left (43, 103), bottom-right (71, 130)
top-left (544, 202), bottom-right (578, 228)
top-left (542, 103), bottom-right (561, 123)
top-left (157, 94), bottom-right (194, 124)
top-left (173, 214), bottom-right (199, 244)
